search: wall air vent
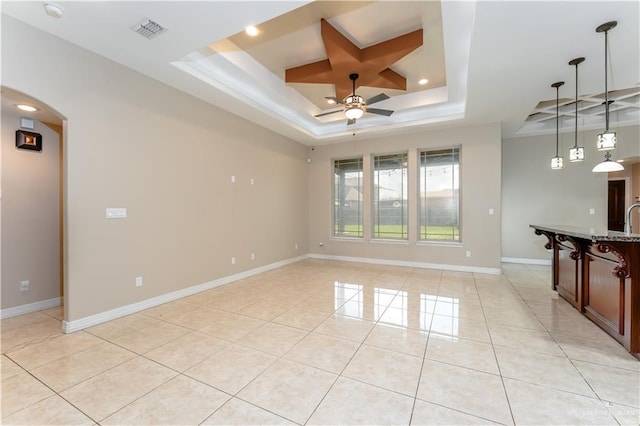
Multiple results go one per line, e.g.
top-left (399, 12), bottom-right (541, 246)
top-left (132, 18), bottom-right (167, 39)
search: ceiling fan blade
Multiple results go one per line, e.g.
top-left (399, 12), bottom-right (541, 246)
top-left (366, 93), bottom-right (389, 105)
top-left (314, 109), bottom-right (343, 117)
top-left (347, 118), bottom-right (356, 126)
top-left (366, 108), bottom-right (394, 117)
top-left (325, 97), bottom-right (346, 105)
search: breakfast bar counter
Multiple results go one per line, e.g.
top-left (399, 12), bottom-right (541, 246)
top-left (531, 225), bottom-right (640, 358)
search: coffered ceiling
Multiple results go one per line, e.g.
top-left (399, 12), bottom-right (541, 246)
top-left (2, 1), bottom-right (638, 145)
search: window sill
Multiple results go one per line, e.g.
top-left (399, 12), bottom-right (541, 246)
top-left (330, 236), bottom-right (365, 242)
top-left (416, 240), bottom-right (463, 247)
top-left (370, 239), bottom-right (410, 245)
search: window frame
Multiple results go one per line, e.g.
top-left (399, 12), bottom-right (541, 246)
top-left (417, 146), bottom-right (461, 243)
top-left (332, 156), bottom-right (364, 239)
top-left (371, 151), bottom-right (409, 241)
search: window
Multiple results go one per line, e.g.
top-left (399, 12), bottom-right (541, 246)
top-left (373, 153), bottom-right (408, 239)
top-left (419, 147), bottom-right (460, 241)
top-left (333, 157), bottom-right (363, 238)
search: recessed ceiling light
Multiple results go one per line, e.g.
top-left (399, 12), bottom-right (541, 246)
top-left (418, 78), bottom-right (429, 85)
top-left (16, 104), bottom-right (39, 112)
top-left (245, 26), bottom-right (259, 37)
top-left (617, 159), bottom-right (624, 163)
top-left (327, 99), bottom-right (336, 104)
top-left (44, 3), bottom-right (64, 18)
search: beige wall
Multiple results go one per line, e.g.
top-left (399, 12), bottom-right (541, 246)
top-left (1, 110), bottom-right (61, 309)
top-left (2, 16), bottom-right (309, 321)
top-left (502, 125), bottom-right (640, 261)
top-left (308, 123), bottom-right (502, 270)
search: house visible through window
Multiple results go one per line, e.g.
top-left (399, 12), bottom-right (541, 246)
top-left (333, 157), bottom-right (363, 238)
top-left (373, 152), bottom-right (408, 239)
top-left (419, 147), bottom-right (460, 241)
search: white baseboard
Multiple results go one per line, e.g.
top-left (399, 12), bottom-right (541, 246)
top-left (62, 254), bottom-right (309, 333)
top-left (308, 254), bottom-right (501, 275)
top-left (501, 257), bottom-right (551, 266)
top-left (0, 297), bottom-right (61, 320)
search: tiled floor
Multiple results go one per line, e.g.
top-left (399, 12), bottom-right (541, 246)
top-left (2, 260), bottom-right (639, 425)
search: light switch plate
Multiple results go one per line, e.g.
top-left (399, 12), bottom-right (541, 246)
top-left (106, 208), bottom-right (127, 219)
top-left (20, 117), bottom-right (35, 130)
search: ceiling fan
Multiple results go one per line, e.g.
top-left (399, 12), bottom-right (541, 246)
top-left (314, 73), bottom-right (394, 125)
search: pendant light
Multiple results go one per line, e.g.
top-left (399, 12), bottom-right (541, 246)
top-left (568, 57), bottom-right (585, 161)
top-left (595, 21), bottom-right (617, 151)
top-left (592, 21), bottom-right (623, 172)
top-left (551, 81), bottom-right (564, 170)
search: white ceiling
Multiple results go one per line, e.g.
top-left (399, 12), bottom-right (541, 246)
top-left (2, 1), bottom-right (639, 145)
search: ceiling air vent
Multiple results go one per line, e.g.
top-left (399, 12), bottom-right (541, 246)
top-left (132, 18), bottom-right (167, 39)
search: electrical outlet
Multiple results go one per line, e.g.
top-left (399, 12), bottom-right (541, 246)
top-left (20, 280), bottom-right (29, 291)
top-left (135, 276), bottom-right (143, 287)
top-left (295, 243), bottom-right (298, 250)
top-left (488, 208), bottom-right (494, 215)
top-left (319, 242), bottom-right (324, 247)
top-left (250, 178), bottom-right (255, 185)
top-left (251, 253), bottom-right (255, 260)
top-left (231, 257), bottom-right (236, 265)
top-left (466, 251), bottom-right (471, 257)
top-left (589, 208), bottom-right (596, 215)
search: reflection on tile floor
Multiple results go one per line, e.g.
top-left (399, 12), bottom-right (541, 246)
top-left (1, 260), bottom-right (639, 425)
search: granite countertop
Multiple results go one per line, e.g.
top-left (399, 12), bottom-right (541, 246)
top-left (530, 224), bottom-right (640, 243)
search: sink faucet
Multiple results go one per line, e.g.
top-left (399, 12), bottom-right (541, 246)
top-left (625, 203), bottom-right (640, 234)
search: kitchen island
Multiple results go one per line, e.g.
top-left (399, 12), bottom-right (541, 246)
top-left (531, 225), bottom-right (640, 358)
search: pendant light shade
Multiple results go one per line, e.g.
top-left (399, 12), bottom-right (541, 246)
top-left (592, 151), bottom-right (624, 172)
top-left (568, 57), bottom-right (585, 162)
top-left (551, 81), bottom-right (564, 170)
top-left (595, 21), bottom-right (617, 151)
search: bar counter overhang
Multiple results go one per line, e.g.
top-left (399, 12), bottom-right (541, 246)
top-left (531, 225), bottom-right (640, 358)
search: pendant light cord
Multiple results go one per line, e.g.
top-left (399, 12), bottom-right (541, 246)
top-left (556, 85), bottom-right (560, 157)
top-left (604, 29), bottom-right (609, 132)
top-left (574, 63), bottom-right (578, 148)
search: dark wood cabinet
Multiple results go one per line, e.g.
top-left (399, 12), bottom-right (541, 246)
top-left (533, 225), bottom-right (640, 359)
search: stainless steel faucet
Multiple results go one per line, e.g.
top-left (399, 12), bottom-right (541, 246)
top-left (625, 203), bottom-right (640, 234)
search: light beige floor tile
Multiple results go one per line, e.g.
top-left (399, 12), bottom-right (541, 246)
top-left (60, 356), bottom-right (177, 421)
top-left (429, 314), bottom-right (490, 343)
top-left (343, 345), bottom-right (423, 396)
top-left (308, 376), bottom-right (414, 425)
top-left (554, 333), bottom-right (640, 371)
top-left (237, 323), bottom-right (308, 356)
top-left (202, 397), bottom-right (296, 425)
top-left (283, 332), bottom-right (359, 374)
top-left (410, 399), bottom-right (501, 425)
top-left (1, 312), bottom-right (55, 332)
top-left (488, 323), bottom-right (564, 356)
top-left (109, 320), bottom-right (189, 354)
top-left (494, 345), bottom-right (595, 397)
top-left (573, 360), bottom-right (640, 408)
top-left (199, 312), bottom-right (265, 341)
top-left (335, 300), bottom-right (384, 321)
top-left (206, 296), bottom-right (262, 313)
top-left (41, 305), bottom-right (64, 320)
top-left (238, 359), bottom-right (337, 424)
top-left (1, 317), bottom-right (63, 353)
top-left (605, 401), bottom-right (640, 426)
top-left (6, 331), bottom-right (102, 370)
top-left (168, 306), bottom-right (227, 330)
top-left (144, 331), bottom-right (229, 372)
top-left (2, 394), bottom-right (93, 425)
top-left (364, 323), bottom-right (428, 357)
top-left (1, 355), bottom-right (24, 380)
top-left (30, 341), bottom-right (136, 392)
top-left (300, 295), bottom-right (344, 313)
top-left (102, 375), bottom-right (229, 425)
top-left (86, 314), bottom-right (159, 341)
top-left (314, 315), bottom-right (375, 342)
top-left (141, 300), bottom-right (195, 320)
top-left (271, 306), bottom-right (330, 330)
top-left (185, 343), bottom-right (276, 394)
top-left (417, 359), bottom-right (512, 425)
top-left (504, 377), bottom-right (617, 425)
top-left (237, 300), bottom-right (292, 320)
top-left (425, 335), bottom-right (499, 374)
top-left (1, 371), bottom-right (55, 418)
